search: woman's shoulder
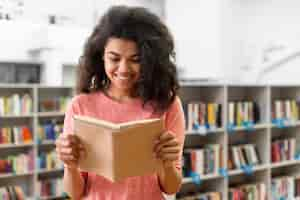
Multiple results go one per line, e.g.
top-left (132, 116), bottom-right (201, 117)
top-left (65, 91), bottom-right (104, 115)
top-left (70, 91), bottom-right (103, 106)
top-left (168, 96), bottom-right (183, 111)
top-left (163, 96), bottom-right (183, 116)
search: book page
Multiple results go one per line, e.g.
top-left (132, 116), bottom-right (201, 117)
top-left (118, 118), bottom-right (162, 129)
top-left (74, 115), bottom-right (162, 130)
top-left (74, 118), bottom-right (115, 180)
top-left (74, 115), bottom-right (120, 130)
top-left (113, 118), bottom-right (163, 181)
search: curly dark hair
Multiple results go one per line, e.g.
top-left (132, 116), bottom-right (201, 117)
top-left (76, 5), bottom-right (179, 112)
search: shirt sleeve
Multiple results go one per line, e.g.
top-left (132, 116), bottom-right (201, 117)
top-left (63, 96), bottom-right (79, 135)
top-left (164, 96), bottom-right (186, 171)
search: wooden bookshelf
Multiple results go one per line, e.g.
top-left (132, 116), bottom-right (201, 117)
top-left (37, 168), bottom-right (64, 175)
top-left (3, 83), bottom-right (300, 199)
top-left (0, 143), bottom-right (34, 149)
top-left (37, 112), bottom-right (65, 117)
top-left (178, 83), bottom-right (300, 200)
top-left (0, 84), bottom-right (72, 199)
top-left (0, 171), bottom-right (35, 179)
top-left (40, 195), bottom-right (70, 200)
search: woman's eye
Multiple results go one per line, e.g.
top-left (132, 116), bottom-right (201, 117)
top-left (109, 58), bottom-right (120, 62)
top-left (131, 58), bottom-right (140, 63)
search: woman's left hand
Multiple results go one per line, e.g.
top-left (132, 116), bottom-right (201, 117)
top-left (154, 131), bottom-right (181, 168)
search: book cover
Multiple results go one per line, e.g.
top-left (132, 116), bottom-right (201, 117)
top-left (73, 115), bottom-right (163, 182)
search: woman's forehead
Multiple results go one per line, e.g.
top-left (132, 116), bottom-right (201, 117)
top-left (104, 38), bottom-right (139, 56)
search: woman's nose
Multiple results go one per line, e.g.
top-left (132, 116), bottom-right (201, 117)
top-left (118, 60), bottom-right (131, 73)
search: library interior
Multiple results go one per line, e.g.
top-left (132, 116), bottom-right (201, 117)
top-left (1, 0), bottom-right (300, 200)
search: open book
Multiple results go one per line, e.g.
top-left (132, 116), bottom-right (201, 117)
top-left (73, 115), bottom-right (164, 182)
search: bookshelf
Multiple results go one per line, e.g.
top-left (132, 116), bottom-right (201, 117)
top-left (0, 61), bottom-right (42, 84)
top-left (3, 83), bottom-right (300, 199)
top-left (0, 84), bottom-right (72, 199)
top-left (178, 83), bottom-right (300, 200)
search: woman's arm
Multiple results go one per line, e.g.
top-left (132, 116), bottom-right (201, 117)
top-left (59, 97), bottom-right (86, 199)
top-left (63, 166), bottom-right (85, 200)
top-left (56, 133), bottom-right (86, 199)
top-left (157, 154), bottom-right (182, 194)
top-left (155, 97), bottom-right (185, 194)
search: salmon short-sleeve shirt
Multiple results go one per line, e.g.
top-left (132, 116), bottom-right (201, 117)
top-left (63, 91), bottom-right (185, 200)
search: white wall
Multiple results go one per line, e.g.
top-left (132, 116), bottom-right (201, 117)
top-left (165, 0), bottom-right (222, 81)
top-left (0, 20), bottom-right (90, 85)
top-left (5, 1), bottom-right (300, 85)
top-left (0, 0), bottom-right (95, 62)
top-left (22, 0), bottom-right (95, 27)
top-left (227, 0), bottom-right (300, 84)
top-left (165, 0), bottom-right (300, 84)
top-left (0, 20), bottom-right (42, 61)
top-left (220, 1), bottom-right (246, 83)
top-left (0, 0), bottom-right (164, 85)
top-left (94, 0), bottom-right (165, 21)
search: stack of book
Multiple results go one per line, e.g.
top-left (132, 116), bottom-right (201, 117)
top-left (38, 150), bottom-right (63, 170)
top-left (0, 94), bottom-right (33, 115)
top-left (228, 101), bottom-right (260, 127)
top-left (37, 178), bottom-right (65, 197)
top-left (177, 192), bottom-right (221, 200)
top-left (228, 144), bottom-right (260, 170)
top-left (182, 144), bottom-right (222, 177)
top-left (229, 183), bottom-right (266, 199)
top-left (37, 121), bottom-right (63, 142)
top-left (272, 100), bottom-right (300, 122)
top-left (183, 102), bottom-right (222, 133)
top-left (0, 126), bottom-right (33, 145)
top-left (271, 176), bottom-right (300, 199)
top-left (271, 138), bottom-right (296, 163)
top-left (0, 150), bottom-right (34, 174)
top-left (0, 185), bottom-right (25, 199)
top-left (39, 96), bottom-right (72, 112)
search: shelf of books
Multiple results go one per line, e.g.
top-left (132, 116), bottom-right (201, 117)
top-left (0, 84), bottom-right (72, 199)
top-left (178, 83), bottom-right (300, 200)
top-left (4, 83), bottom-right (300, 199)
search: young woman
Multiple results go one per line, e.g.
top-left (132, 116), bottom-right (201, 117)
top-left (55, 5), bottom-right (185, 200)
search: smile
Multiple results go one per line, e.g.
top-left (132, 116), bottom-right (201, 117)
top-left (114, 74), bottom-right (132, 80)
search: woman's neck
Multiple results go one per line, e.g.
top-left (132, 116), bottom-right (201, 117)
top-left (104, 86), bottom-right (136, 102)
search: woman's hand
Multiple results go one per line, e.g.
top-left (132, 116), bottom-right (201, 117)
top-left (55, 134), bottom-right (85, 170)
top-left (154, 131), bottom-right (181, 169)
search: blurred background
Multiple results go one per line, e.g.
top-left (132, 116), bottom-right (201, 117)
top-left (2, 0), bottom-right (300, 85)
top-left (1, 1), bottom-right (300, 200)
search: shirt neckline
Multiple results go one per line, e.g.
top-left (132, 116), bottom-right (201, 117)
top-left (98, 90), bottom-right (142, 107)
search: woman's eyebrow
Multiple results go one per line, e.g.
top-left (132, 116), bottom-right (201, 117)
top-left (107, 51), bottom-right (120, 56)
top-left (107, 51), bottom-right (139, 58)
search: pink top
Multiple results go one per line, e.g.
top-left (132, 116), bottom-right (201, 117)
top-left (63, 91), bottom-right (185, 200)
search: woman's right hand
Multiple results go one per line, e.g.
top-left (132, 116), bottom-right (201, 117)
top-left (55, 134), bottom-right (85, 169)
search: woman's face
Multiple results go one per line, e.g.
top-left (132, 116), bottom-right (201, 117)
top-left (103, 37), bottom-right (141, 96)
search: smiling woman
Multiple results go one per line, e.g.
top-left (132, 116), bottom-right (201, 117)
top-left (103, 38), bottom-right (141, 101)
top-left (76, 5), bottom-right (179, 112)
top-left (55, 5), bottom-right (186, 200)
